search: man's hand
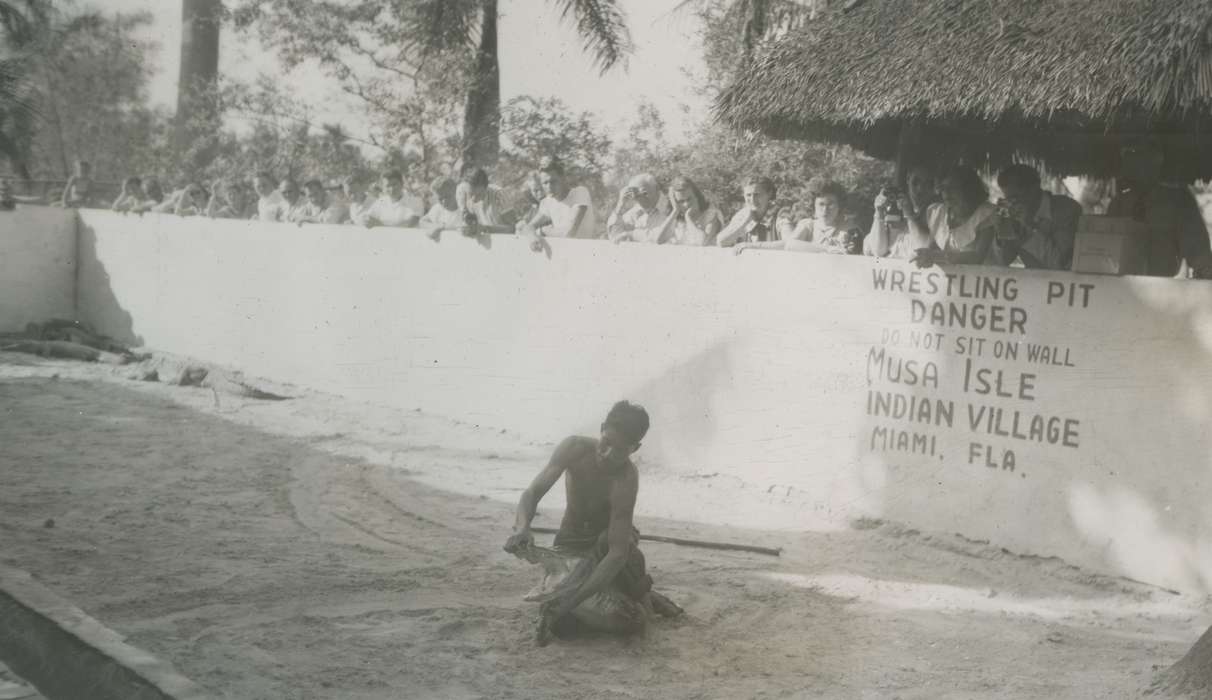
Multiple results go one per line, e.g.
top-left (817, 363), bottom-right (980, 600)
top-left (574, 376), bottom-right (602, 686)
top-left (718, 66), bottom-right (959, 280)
top-left (462, 214), bottom-right (481, 238)
top-left (503, 529), bottom-right (534, 554)
top-left (666, 187), bottom-right (683, 217)
top-left (518, 225), bottom-right (545, 252)
top-left (911, 247), bottom-right (942, 269)
top-left (363, 216), bottom-right (381, 228)
top-left (733, 242), bottom-right (754, 256)
top-left (616, 186), bottom-right (636, 211)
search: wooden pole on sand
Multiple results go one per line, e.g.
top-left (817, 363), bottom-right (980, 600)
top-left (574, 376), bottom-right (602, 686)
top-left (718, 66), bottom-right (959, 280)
top-left (528, 526), bottom-right (781, 557)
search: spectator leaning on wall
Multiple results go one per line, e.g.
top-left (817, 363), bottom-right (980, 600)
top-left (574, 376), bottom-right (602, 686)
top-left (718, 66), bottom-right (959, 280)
top-left (717, 175), bottom-right (781, 247)
top-left (457, 168), bottom-right (513, 233)
top-left (517, 157), bottom-right (598, 251)
top-left (340, 174), bottom-right (374, 225)
top-left (206, 179), bottom-right (256, 219)
top-left (656, 176), bottom-right (725, 246)
top-left (734, 180), bottom-right (860, 255)
top-left (420, 176), bottom-right (464, 235)
top-left (60, 160), bottom-right (94, 208)
top-left (864, 164), bottom-right (938, 260)
top-left (606, 173), bottom-right (670, 244)
top-left (112, 176), bottom-right (142, 213)
top-left (289, 179), bottom-right (348, 225)
top-left (355, 170), bottom-right (422, 228)
top-left (252, 170), bottom-right (287, 222)
top-left (989, 164), bottom-right (1081, 271)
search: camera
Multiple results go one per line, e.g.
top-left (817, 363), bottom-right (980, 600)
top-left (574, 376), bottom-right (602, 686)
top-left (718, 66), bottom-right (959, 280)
top-left (994, 199), bottom-right (1021, 242)
top-left (882, 186), bottom-right (903, 223)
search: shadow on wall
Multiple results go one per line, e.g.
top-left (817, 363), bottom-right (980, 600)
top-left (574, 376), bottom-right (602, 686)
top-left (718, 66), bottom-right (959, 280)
top-left (619, 338), bottom-right (737, 478)
top-left (75, 218), bottom-right (142, 348)
top-left (853, 267), bottom-right (1212, 593)
top-left (1065, 279), bottom-right (1212, 592)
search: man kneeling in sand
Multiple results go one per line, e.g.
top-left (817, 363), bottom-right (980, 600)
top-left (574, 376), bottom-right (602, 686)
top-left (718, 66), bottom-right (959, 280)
top-left (504, 401), bottom-right (681, 644)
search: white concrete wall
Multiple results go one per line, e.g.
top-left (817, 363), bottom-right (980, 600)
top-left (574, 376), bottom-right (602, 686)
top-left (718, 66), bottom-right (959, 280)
top-left (0, 206), bottom-right (76, 332)
top-left (74, 210), bottom-right (1212, 593)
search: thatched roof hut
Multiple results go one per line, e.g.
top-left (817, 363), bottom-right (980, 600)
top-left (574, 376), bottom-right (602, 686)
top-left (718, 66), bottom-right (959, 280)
top-left (715, 0), bottom-right (1212, 181)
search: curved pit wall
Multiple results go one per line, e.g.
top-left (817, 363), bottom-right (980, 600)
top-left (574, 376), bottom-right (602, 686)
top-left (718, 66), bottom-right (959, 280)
top-left (50, 209), bottom-right (1212, 593)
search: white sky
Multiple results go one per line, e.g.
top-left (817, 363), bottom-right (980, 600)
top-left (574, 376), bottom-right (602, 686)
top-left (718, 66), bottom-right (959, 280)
top-left (94, 0), bottom-right (711, 145)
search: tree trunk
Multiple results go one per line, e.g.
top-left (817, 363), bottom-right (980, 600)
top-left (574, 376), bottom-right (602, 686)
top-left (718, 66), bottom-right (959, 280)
top-left (1151, 624), bottom-right (1212, 697)
top-left (461, 0), bottom-right (500, 171)
top-left (174, 0), bottom-right (221, 166)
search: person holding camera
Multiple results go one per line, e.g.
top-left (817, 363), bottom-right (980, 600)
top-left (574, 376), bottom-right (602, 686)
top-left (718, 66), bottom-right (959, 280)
top-left (864, 165), bottom-right (937, 259)
top-left (607, 173), bottom-right (671, 244)
top-left (988, 164), bottom-right (1080, 270)
top-left (905, 165), bottom-right (998, 268)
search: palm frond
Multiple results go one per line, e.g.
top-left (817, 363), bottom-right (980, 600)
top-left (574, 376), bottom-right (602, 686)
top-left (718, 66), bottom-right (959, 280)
top-left (551, 0), bottom-right (633, 75)
top-left (0, 0), bottom-right (51, 50)
top-left (0, 57), bottom-right (37, 121)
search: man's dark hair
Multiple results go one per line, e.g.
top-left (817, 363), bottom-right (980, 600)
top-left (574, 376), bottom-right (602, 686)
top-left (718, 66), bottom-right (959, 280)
top-left (996, 164), bottom-right (1041, 192)
top-left (466, 167), bottom-right (489, 188)
top-left (254, 170), bottom-right (276, 184)
top-left (604, 401), bottom-right (650, 443)
top-left (381, 169), bottom-right (404, 184)
top-left (744, 174), bottom-right (776, 199)
top-left (942, 165), bottom-right (989, 208)
top-left (811, 179), bottom-right (848, 208)
top-left (539, 156), bottom-right (565, 176)
top-left (303, 178), bottom-right (324, 190)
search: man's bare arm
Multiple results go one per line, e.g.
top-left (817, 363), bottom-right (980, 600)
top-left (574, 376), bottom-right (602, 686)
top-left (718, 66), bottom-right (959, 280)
top-left (524, 210), bottom-right (553, 232)
top-left (507, 437), bottom-right (581, 547)
top-left (554, 469), bottom-right (638, 614)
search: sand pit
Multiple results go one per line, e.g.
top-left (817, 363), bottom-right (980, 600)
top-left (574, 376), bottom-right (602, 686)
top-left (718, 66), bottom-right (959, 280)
top-left (0, 353), bottom-right (1207, 699)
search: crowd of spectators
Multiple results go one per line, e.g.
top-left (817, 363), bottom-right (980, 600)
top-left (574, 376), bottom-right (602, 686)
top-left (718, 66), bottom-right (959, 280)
top-left (33, 137), bottom-right (1212, 280)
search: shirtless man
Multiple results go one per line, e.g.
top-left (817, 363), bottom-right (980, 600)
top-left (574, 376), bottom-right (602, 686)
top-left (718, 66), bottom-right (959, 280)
top-left (504, 401), bottom-right (680, 644)
top-left (60, 160), bottom-right (94, 208)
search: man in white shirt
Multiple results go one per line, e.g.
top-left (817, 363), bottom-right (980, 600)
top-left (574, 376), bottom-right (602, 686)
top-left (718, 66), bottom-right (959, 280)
top-left (420, 176), bottom-right (464, 228)
top-left (717, 175), bottom-right (782, 247)
top-left (518, 157), bottom-right (598, 249)
top-left (355, 170), bottom-right (423, 228)
top-left (340, 174), bottom-right (374, 225)
top-left (290, 179), bottom-right (349, 224)
top-left (457, 167), bottom-right (512, 233)
top-left (252, 170), bottom-right (288, 222)
top-left (279, 178), bottom-right (307, 222)
top-left (606, 173), bottom-right (670, 243)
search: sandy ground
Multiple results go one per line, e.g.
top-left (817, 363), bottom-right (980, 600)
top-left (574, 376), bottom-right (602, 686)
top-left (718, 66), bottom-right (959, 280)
top-left (0, 353), bottom-right (1208, 700)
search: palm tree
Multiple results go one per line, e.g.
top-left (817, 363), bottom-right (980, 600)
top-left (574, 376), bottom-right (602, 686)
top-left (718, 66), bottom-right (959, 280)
top-left (175, 0), bottom-right (222, 164)
top-left (0, 0), bottom-right (52, 181)
top-left (412, 0), bottom-right (633, 169)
